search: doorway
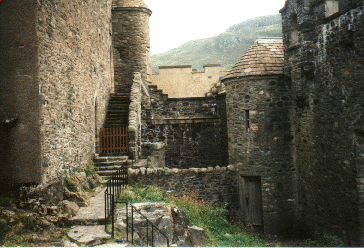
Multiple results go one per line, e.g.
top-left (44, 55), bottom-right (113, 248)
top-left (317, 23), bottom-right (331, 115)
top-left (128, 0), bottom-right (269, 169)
top-left (238, 176), bottom-right (264, 227)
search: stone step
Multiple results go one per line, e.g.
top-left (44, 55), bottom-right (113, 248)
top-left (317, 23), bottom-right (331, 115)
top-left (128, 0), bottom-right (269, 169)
top-left (70, 188), bottom-right (106, 226)
top-left (98, 170), bottom-right (118, 176)
top-left (111, 92), bottom-right (130, 96)
top-left (94, 156), bottom-right (129, 162)
top-left (109, 97), bottom-right (130, 101)
top-left (97, 165), bottom-right (123, 171)
top-left (106, 112), bottom-right (128, 115)
top-left (104, 121), bottom-right (129, 124)
top-left (104, 125), bottom-right (129, 128)
top-left (68, 225), bottom-right (111, 246)
top-left (108, 103), bottom-right (130, 110)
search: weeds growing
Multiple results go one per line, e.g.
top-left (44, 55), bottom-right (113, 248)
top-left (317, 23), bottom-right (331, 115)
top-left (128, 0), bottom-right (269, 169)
top-left (85, 160), bottom-right (98, 177)
top-left (119, 182), bottom-right (265, 247)
top-left (305, 231), bottom-right (343, 247)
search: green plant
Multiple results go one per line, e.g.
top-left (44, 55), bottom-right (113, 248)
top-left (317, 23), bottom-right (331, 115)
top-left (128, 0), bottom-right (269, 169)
top-left (85, 160), bottom-right (98, 177)
top-left (88, 181), bottom-right (97, 191)
top-left (305, 231), bottom-right (343, 247)
top-left (0, 198), bottom-right (11, 207)
top-left (0, 219), bottom-right (8, 242)
top-left (118, 182), bottom-right (265, 247)
top-left (73, 165), bottom-right (81, 173)
top-left (21, 216), bottom-right (36, 231)
top-left (64, 175), bottom-right (78, 192)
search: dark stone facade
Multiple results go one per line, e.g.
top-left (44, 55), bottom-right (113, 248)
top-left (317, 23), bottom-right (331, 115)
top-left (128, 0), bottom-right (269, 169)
top-left (0, 0), bottom-right (41, 191)
top-left (281, 0), bottom-right (364, 245)
top-left (141, 85), bottom-right (228, 168)
top-left (223, 73), bottom-right (295, 235)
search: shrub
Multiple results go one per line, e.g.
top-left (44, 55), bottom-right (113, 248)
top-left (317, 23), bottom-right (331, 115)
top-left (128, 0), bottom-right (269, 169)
top-left (64, 175), bottom-right (78, 192)
top-left (21, 216), bottom-right (36, 231)
top-left (0, 219), bottom-right (8, 242)
top-left (305, 231), bottom-right (343, 247)
top-left (0, 198), bottom-right (11, 207)
top-left (85, 160), bottom-right (98, 177)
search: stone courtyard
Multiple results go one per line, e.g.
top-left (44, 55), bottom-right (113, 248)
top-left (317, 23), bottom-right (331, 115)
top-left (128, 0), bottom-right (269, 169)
top-left (1, 0), bottom-right (364, 246)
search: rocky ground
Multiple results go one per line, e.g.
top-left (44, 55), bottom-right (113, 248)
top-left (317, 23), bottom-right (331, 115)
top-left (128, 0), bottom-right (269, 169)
top-left (0, 185), bottom-right (312, 247)
top-left (0, 160), bottom-right (313, 247)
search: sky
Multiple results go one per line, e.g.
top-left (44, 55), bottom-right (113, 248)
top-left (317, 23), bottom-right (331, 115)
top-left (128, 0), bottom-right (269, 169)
top-left (144, 0), bottom-right (287, 55)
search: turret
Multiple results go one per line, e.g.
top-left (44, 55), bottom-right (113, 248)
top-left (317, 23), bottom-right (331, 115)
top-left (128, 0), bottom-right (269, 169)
top-left (112, 0), bottom-right (152, 93)
top-left (222, 38), bottom-right (295, 236)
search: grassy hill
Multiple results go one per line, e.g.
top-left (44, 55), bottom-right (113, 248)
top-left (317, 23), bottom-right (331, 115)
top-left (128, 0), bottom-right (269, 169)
top-left (152, 14), bottom-right (282, 72)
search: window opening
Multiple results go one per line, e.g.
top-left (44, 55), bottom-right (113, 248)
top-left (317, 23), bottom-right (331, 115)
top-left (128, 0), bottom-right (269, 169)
top-left (245, 110), bottom-right (250, 132)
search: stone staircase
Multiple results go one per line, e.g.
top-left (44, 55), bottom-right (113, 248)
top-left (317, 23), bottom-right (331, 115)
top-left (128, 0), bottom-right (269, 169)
top-left (94, 155), bottom-right (130, 179)
top-left (104, 93), bottom-right (130, 128)
top-left (95, 92), bottom-right (131, 178)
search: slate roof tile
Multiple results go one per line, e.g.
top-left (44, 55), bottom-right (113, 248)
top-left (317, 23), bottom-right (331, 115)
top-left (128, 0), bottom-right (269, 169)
top-left (223, 38), bottom-right (284, 80)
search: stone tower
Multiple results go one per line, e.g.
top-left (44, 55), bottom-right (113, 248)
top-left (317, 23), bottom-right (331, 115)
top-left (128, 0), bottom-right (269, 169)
top-left (112, 0), bottom-right (152, 93)
top-left (222, 38), bottom-right (295, 235)
top-left (280, 0), bottom-right (364, 244)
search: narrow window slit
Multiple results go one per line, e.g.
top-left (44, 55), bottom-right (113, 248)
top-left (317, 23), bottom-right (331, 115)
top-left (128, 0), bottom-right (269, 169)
top-left (245, 110), bottom-right (250, 132)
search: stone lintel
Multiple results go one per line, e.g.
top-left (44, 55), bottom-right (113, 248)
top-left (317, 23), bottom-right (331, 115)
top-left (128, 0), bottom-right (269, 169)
top-left (152, 118), bottom-right (220, 125)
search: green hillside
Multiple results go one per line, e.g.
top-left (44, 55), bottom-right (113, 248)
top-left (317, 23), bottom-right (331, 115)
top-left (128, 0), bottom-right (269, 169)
top-left (152, 14), bottom-right (282, 72)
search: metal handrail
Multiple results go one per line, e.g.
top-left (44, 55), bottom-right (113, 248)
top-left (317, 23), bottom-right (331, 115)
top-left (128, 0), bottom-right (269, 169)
top-left (104, 161), bottom-right (169, 247)
top-left (104, 161), bottom-right (128, 232)
top-left (117, 202), bottom-right (170, 247)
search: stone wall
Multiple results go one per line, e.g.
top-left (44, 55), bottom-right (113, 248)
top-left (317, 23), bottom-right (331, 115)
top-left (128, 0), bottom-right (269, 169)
top-left (224, 75), bottom-right (295, 235)
top-left (37, 0), bottom-right (113, 184)
top-left (0, 0), bottom-right (114, 192)
top-left (128, 73), bottom-right (144, 158)
top-left (281, 0), bottom-right (364, 245)
top-left (112, 7), bottom-right (151, 93)
top-left (0, 0), bottom-right (41, 191)
top-left (141, 85), bottom-right (228, 168)
top-left (152, 65), bottom-right (227, 98)
top-left (128, 165), bottom-right (239, 212)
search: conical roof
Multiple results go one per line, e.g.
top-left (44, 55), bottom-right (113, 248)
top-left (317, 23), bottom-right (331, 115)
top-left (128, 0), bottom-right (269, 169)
top-left (223, 38), bottom-right (284, 80)
top-left (112, 0), bottom-right (150, 9)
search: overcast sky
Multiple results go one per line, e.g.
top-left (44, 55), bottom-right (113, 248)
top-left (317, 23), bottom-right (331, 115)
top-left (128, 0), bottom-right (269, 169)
top-left (144, 0), bottom-right (287, 55)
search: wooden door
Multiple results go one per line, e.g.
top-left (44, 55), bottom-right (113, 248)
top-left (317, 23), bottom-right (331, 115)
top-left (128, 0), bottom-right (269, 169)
top-left (239, 176), bottom-right (263, 226)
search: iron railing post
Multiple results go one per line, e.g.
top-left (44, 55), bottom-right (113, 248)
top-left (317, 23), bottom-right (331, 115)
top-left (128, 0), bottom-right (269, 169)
top-left (132, 205), bottom-right (134, 244)
top-left (147, 221), bottom-right (149, 246)
top-left (126, 203), bottom-right (129, 242)
top-left (112, 198), bottom-right (114, 238)
top-left (152, 226), bottom-right (154, 247)
top-left (104, 191), bottom-right (107, 232)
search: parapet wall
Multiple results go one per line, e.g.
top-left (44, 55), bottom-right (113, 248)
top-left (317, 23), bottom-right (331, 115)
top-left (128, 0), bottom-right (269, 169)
top-left (129, 165), bottom-right (239, 211)
top-left (151, 65), bottom-right (226, 98)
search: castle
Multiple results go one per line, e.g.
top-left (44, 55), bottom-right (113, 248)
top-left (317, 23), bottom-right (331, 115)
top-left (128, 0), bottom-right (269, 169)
top-left (1, 0), bottom-right (364, 245)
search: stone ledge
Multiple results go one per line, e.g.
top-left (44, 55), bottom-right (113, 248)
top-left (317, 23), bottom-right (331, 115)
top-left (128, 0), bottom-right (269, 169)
top-left (128, 165), bottom-right (235, 176)
top-left (152, 117), bottom-right (220, 125)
